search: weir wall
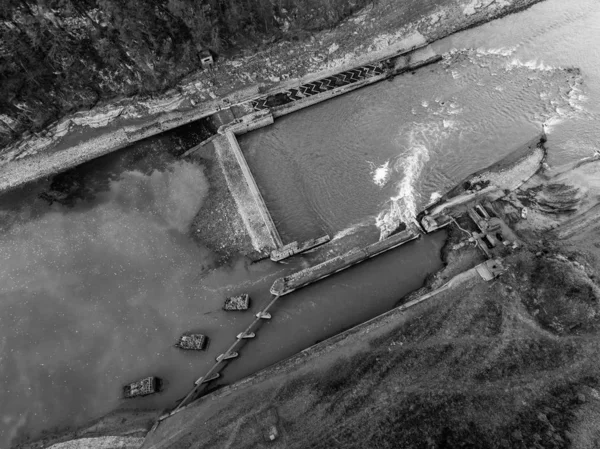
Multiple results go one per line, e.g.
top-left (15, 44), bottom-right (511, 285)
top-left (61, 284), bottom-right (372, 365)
top-left (200, 45), bottom-right (440, 253)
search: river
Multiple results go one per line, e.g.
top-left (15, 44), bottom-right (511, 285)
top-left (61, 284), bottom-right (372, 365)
top-left (2, 0), bottom-right (600, 446)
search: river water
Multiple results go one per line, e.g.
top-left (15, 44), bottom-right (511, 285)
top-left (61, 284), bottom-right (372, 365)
top-left (240, 0), bottom-right (597, 241)
top-left (2, 0), bottom-right (600, 446)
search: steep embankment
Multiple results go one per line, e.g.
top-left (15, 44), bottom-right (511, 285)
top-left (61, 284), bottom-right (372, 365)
top-left (0, 0), bottom-right (546, 192)
top-left (0, 0), bottom-right (371, 150)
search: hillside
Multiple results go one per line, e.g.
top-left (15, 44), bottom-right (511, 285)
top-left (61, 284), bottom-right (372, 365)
top-left (0, 0), bottom-right (368, 149)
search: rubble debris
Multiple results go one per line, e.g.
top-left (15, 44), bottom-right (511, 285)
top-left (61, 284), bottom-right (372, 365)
top-left (123, 377), bottom-right (161, 399)
top-left (224, 294), bottom-right (251, 311)
top-left (175, 334), bottom-right (209, 351)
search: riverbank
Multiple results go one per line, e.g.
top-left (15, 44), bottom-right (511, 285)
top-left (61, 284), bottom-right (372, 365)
top-left (140, 156), bottom-right (600, 449)
top-left (11, 410), bottom-right (159, 449)
top-left (0, 0), bottom-right (546, 194)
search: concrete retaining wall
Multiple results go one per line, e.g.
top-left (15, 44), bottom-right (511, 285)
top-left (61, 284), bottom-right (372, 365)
top-left (271, 229), bottom-right (420, 296)
top-left (226, 110), bottom-right (274, 135)
top-left (0, 37), bottom-right (433, 194)
top-left (214, 130), bottom-right (282, 253)
top-left (271, 71), bottom-right (389, 118)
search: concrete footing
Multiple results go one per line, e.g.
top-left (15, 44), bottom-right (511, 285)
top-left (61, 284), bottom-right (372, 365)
top-left (216, 352), bottom-right (239, 362)
top-left (237, 332), bottom-right (256, 339)
top-left (194, 373), bottom-right (220, 386)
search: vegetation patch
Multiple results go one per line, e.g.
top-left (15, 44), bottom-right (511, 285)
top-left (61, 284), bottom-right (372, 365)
top-left (512, 252), bottom-right (600, 335)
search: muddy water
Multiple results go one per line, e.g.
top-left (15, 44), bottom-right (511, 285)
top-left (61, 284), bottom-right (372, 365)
top-left (3, 0), bottom-right (600, 446)
top-left (0, 141), bottom-right (445, 446)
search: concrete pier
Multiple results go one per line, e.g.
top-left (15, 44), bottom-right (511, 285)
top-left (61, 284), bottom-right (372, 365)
top-left (237, 332), bottom-right (255, 339)
top-left (270, 235), bottom-right (331, 262)
top-left (216, 352), bottom-right (239, 362)
top-left (194, 373), bottom-right (220, 386)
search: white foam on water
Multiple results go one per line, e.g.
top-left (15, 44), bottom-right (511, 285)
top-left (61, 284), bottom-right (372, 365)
top-left (541, 74), bottom-right (588, 134)
top-left (442, 47), bottom-right (516, 68)
top-left (368, 160), bottom-right (391, 187)
top-left (475, 46), bottom-right (517, 57)
top-left (567, 83), bottom-right (588, 113)
top-left (333, 220), bottom-right (370, 241)
top-left (376, 124), bottom-right (440, 240)
top-left (428, 191), bottom-right (443, 206)
top-left (462, 50), bottom-right (588, 133)
top-left (508, 58), bottom-right (555, 72)
top-left (442, 119), bottom-right (456, 129)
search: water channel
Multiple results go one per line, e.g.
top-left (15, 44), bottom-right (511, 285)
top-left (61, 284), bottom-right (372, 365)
top-left (2, 0), bottom-right (600, 445)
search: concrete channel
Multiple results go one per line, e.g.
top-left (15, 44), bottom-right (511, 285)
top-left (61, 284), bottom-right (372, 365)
top-left (184, 45), bottom-right (441, 255)
top-left (271, 228), bottom-right (420, 296)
